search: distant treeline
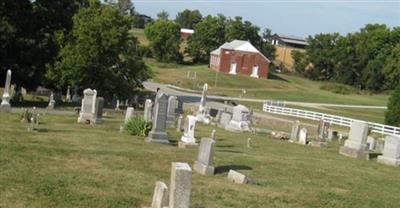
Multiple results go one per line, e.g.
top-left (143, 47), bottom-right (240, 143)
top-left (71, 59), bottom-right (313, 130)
top-left (292, 24), bottom-right (400, 91)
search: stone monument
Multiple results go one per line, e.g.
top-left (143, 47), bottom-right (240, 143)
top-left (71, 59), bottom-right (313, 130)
top-left (196, 83), bottom-right (210, 124)
top-left (47, 92), bottom-right (55, 110)
top-left (77, 88), bottom-right (97, 123)
top-left (169, 162), bottom-right (192, 208)
top-left (289, 120), bottom-right (300, 142)
top-left (193, 138), bottom-right (215, 175)
top-left (167, 96), bottom-right (178, 127)
top-left (377, 135), bottom-right (400, 166)
top-left (144, 99), bottom-right (153, 122)
top-left (298, 128), bottom-right (308, 145)
top-left (179, 115), bottom-right (198, 148)
top-left (225, 105), bottom-right (251, 132)
top-left (1, 69), bottom-right (12, 111)
top-left (146, 93), bottom-right (169, 143)
top-left (339, 121), bottom-right (370, 159)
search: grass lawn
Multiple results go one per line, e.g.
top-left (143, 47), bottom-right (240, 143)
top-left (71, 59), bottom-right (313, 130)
top-left (131, 28), bottom-right (149, 46)
top-left (148, 59), bottom-right (388, 106)
top-left (1, 111), bottom-right (400, 207)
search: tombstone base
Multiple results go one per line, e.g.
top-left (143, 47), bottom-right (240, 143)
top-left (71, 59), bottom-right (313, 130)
top-left (339, 146), bottom-right (369, 159)
top-left (193, 161), bottom-right (214, 175)
top-left (178, 141), bottom-right (198, 149)
top-left (146, 131), bottom-right (169, 144)
top-left (377, 156), bottom-right (400, 166)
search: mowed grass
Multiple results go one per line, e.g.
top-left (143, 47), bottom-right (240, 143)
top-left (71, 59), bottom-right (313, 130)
top-left (1, 111), bottom-right (400, 207)
top-left (148, 59), bottom-right (388, 106)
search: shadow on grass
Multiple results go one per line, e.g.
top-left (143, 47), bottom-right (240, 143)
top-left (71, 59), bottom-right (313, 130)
top-left (268, 72), bottom-right (289, 82)
top-left (216, 144), bottom-right (235, 148)
top-left (217, 149), bottom-right (243, 154)
top-left (215, 165), bottom-right (252, 174)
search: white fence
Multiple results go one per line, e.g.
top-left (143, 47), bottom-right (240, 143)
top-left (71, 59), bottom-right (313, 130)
top-left (263, 104), bottom-right (400, 136)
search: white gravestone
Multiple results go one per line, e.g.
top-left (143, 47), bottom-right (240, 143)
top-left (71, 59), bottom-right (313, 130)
top-left (225, 105), bottom-right (251, 132)
top-left (228, 170), bottom-right (249, 184)
top-left (193, 138), bottom-right (216, 175)
top-left (47, 92), bottom-right (55, 110)
top-left (289, 120), bottom-right (301, 142)
top-left (339, 121), bottom-right (370, 159)
top-left (169, 162), bottom-right (192, 208)
top-left (124, 107), bottom-right (135, 124)
top-left (179, 115), bottom-right (198, 148)
top-left (219, 112), bottom-right (232, 128)
top-left (150, 181), bottom-right (169, 208)
top-left (298, 128), bottom-right (308, 145)
top-left (377, 135), bottom-right (400, 166)
top-left (144, 99), bottom-right (153, 122)
top-left (367, 136), bottom-right (377, 151)
top-left (196, 83), bottom-right (210, 124)
top-left (77, 88), bottom-right (97, 123)
top-left (1, 69), bottom-right (12, 111)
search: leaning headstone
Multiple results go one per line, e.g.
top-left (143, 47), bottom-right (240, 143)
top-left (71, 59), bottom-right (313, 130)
top-left (169, 162), bottom-right (192, 208)
top-left (179, 115), bottom-right (198, 148)
top-left (225, 105), bottom-right (251, 132)
top-left (196, 83), bottom-right (210, 124)
top-left (92, 97), bottom-right (104, 124)
top-left (339, 121), bottom-right (370, 159)
top-left (176, 114), bottom-right (184, 132)
top-left (227, 170), bottom-right (249, 184)
top-left (298, 128), bottom-right (308, 145)
top-left (218, 112), bottom-right (232, 128)
top-left (144, 99), bottom-right (153, 122)
top-left (1, 69), bottom-right (12, 111)
top-left (150, 181), bottom-right (169, 208)
top-left (193, 138), bottom-right (216, 175)
top-left (47, 92), bottom-right (55, 110)
top-left (289, 120), bottom-right (300, 142)
top-left (377, 135), bottom-right (400, 166)
top-left (77, 88), bottom-right (97, 123)
top-left (167, 96), bottom-right (178, 127)
top-left (367, 136), bottom-right (377, 151)
top-left (146, 93), bottom-right (169, 143)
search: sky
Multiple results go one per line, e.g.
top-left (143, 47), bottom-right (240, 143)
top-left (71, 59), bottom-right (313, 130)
top-left (133, 0), bottom-right (400, 38)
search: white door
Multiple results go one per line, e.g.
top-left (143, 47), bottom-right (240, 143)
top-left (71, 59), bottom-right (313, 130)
top-left (229, 62), bottom-right (237, 75)
top-left (251, 65), bottom-right (259, 78)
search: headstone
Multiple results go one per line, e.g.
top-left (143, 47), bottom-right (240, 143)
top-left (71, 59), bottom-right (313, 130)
top-left (219, 112), bottom-right (232, 128)
top-left (66, 86), bottom-right (71, 102)
top-left (227, 170), bottom-right (249, 184)
top-left (167, 96), bottom-right (178, 127)
top-left (71, 86), bottom-right (80, 103)
top-left (115, 99), bottom-right (120, 111)
top-left (247, 138), bottom-right (252, 148)
top-left (317, 120), bottom-right (330, 141)
top-left (298, 128), bottom-right (308, 145)
top-left (225, 105), bottom-right (251, 132)
top-left (144, 99), bottom-right (153, 122)
top-left (1, 69), bottom-right (12, 111)
top-left (289, 120), bottom-right (300, 142)
top-left (179, 115), bottom-right (198, 148)
top-left (196, 83), bottom-right (210, 124)
top-left (150, 181), bottom-right (169, 208)
top-left (327, 130), bottom-right (338, 142)
top-left (211, 129), bottom-right (216, 140)
top-left (215, 108), bottom-right (224, 123)
top-left (339, 121), bottom-right (370, 159)
top-left (133, 95), bottom-right (139, 108)
top-left (367, 136), bottom-right (377, 151)
top-left (124, 107), bottom-right (135, 124)
top-left (47, 92), bottom-right (55, 110)
top-left (193, 138), bottom-right (216, 175)
top-left (176, 114), bottom-right (184, 132)
top-left (92, 97), bottom-right (104, 124)
top-left (377, 135), bottom-right (400, 166)
top-left (169, 162), bottom-right (192, 208)
top-left (77, 88), bottom-right (97, 123)
top-left (146, 93), bottom-right (169, 143)
top-left (376, 138), bottom-right (385, 153)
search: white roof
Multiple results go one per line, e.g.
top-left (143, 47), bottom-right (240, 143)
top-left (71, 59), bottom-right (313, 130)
top-left (210, 40), bottom-right (271, 63)
top-left (180, 28), bottom-right (194, 34)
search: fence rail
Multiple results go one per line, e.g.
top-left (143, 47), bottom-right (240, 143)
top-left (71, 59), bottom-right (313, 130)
top-left (262, 104), bottom-right (400, 136)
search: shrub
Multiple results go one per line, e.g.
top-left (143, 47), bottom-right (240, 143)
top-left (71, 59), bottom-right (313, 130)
top-left (320, 83), bottom-right (355, 95)
top-left (385, 84), bottom-right (400, 126)
top-left (124, 116), bottom-right (151, 136)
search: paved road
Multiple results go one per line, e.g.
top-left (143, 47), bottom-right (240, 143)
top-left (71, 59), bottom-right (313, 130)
top-left (143, 81), bottom-right (387, 109)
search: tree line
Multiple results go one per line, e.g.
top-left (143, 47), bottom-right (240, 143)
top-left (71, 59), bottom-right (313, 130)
top-left (292, 24), bottom-right (400, 92)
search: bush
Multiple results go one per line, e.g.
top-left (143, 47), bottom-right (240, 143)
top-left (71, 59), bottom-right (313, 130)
top-left (320, 83), bottom-right (355, 95)
top-left (124, 116), bottom-right (151, 136)
top-left (385, 84), bottom-right (400, 126)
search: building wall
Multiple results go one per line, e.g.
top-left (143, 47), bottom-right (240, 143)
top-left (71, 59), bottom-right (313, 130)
top-left (275, 46), bottom-right (305, 71)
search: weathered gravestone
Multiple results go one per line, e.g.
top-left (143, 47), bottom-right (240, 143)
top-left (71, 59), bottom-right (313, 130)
top-left (179, 115), bottom-right (198, 148)
top-left (169, 162), bottom-right (192, 208)
top-left (317, 120), bottom-right (330, 141)
top-left (289, 120), bottom-right (300, 142)
top-left (298, 127), bottom-right (308, 145)
top-left (367, 136), bottom-right (377, 151)
top-left (228, 170), bottom-right (249, 184)
top-left (71, 86), bottom-right (80, 103)
top-left (144, 99), bottom-right (153, 122)
top-left (193, 138), bottom-right (215, 175)
top-left (150, 181), bottom-right (169, 208)
top-left (339, 121), bottom-right (370, 159)
top-left (124, 107), bottom-right (135, 124)
top-left (176, 114), bottom-right (184, 132)
top-left (47, 92), bottom-right (55, 110)
top-left (167, 96), bottom-right (178, 127)
top-left (1, 69), bottom-right (12, 111)
top-left (225, 105), bottom-right (251, 132)
top-left (66, 86), bottom-right (71, 102)
top-left (377, 135), bottom-right (400, 166)
top-left (92, 97), bottom-right (104, 124)
top-left (327, 130), bottom-right (338, 142)
top-left (196, 83), bottom-right (210, 124)
top-left (219, 112), bottom-right (232, 128)
top-left (115, 99), bottom-right (121, 111)
top-left (77, 88), bottom-right (97, 123)
top-left (146, 93), bottom-right (169, 144)
top-left (211, 129), bottom-right (216, 140)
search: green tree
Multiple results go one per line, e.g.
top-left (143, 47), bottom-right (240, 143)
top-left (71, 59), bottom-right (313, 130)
top-left (225, 16), bottom-right (261, 46)
top-left (157, 10), bottom-right (169, 20)
top-left (117, 0), bottom-right (134, 15)
top-left (258, 28), bottom-right (276, 61)
top-left (382, 44), bottom-right (400, 90)
top-left (291, 50), bottom-right (307, 75)
top-left (187, 14), bottom-right (226, 63)
top-left (175, 9), bottom-right (202, 29)
top-left (145, 20), bottom-right (182, 63)
top-left (385, 84), bottom-right (400, 126)
top-left (46, 0), bottom-right (150, 99)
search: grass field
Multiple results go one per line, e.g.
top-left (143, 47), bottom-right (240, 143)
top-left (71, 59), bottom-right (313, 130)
top-left (1, 111), bottom-right (400, 207)
top-left (131, 28), bottom-right (149, 46)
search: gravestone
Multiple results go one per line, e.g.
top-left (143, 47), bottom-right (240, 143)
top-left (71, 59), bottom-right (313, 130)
top-left (176, 115), bottom-right (184, 132)
top-left (298, 128), bottom-right (308, 145)
top-left (376, 138), bottom-right (385, 153)
top-left (167, 96), bottom-right (178, 127)
top-left (115, 99), bottom-right (120, 111)
top-left (227, 170), bottom-right (249, 184)
top-left (289, 120), bottom-right (300, 142)
top-left (377, 135), bottom-right (400, 166)
top-left (47, 92), bottom-right (55, 110)
top-left (339, 121), bottom-right (370, 159)
top-left (367, 136), bottom-right (377, 151)
top-left (193, 138), bottom-right (215, 175)
top-left (92, 97), bottom-right (104, 124)
top-left (247, 138), bottom-right (252, 148)
top-left (219, 112), bottom-right (232, 128)
top-left (211, 129), bottom-right (216, 140)
top-left (124, 107), bottom-right (135, 124)
top-left (215, 108), bottom-right (224, 123)
top-left (71, 86), bottom-right (80, 103)
top-left (77, 88), bottom-right (97, 123)
top-left (146, 93), bottom-right (169, 143)
top-left (225, 105), bottom-right (251, 132)
top-left (66, 86), bottom-right (71, 102)
top-left (144, 99), bottom-right (153, 122)
top-left (1, 69), bottom-right (12, 111)
top-left (317, 120), bottom-right (330, 141)
top-left (179, 115), bottom-right (198, 148)
top-left (169, 162), bottom-right (192, 208)
top-left (196, 83), bottom-right (210, 124)
top-left (150, 181), bottom-right (169, 208)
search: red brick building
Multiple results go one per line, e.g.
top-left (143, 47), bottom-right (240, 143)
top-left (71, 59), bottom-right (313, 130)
top-left (210, 40), bottom-right (271, 78)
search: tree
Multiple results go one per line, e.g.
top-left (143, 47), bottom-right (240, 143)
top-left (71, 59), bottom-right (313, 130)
top-left (385, 84), bottom-right (400, 126)
top-left (258, 28), bottom-right (276, 61)
top-left (187, 14), bottom-right (226, 63)
top-left (291, 50), bottom-right (307, 75)
top-left (46, 1), bottom-right (150, 99)
top-left (225, 16), bottom-right (261, 46)
top-left (117, 0), bottom-right (134, 15)
top-left (157, 10), bottom-right (169, 20)
top-left (382, 44), bottom-right (400, 90)
top-left (175, 9), bottom-right (202, 29)
top-left (145, 20), bottom-right (182, 63)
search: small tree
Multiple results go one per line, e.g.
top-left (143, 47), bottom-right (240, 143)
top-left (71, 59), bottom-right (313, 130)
top-left (157, 10), bottom-right (169, 20)
top-left (385, 84), bottom-right (400, 126)
top-left (145, 20), bottom-right (182, 63)
top-left (175, 9), bottom-right (202, 29)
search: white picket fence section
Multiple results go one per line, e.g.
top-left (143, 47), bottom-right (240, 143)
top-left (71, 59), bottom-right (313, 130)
top-left (263, 104), bottom-right (400, 136)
